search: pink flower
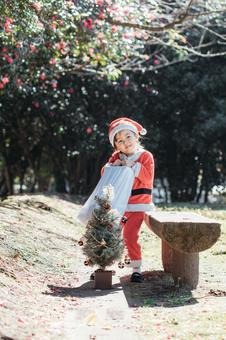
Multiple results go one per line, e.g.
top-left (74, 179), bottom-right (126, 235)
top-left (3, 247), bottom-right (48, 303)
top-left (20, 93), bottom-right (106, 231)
top-left (0, 83), bottom-right (4, 89)
top-left (89, 48), bottom-right (94, 56)
top-left (123, 79), bottom-right (129, 87)
top-left (96, 0), bottom-right (103, 5)
top-left (149, 14), bottom-right (156, 21)
top-left (49, 58), bottom-right (57, 65)
top-left (31, 2), bottom-right (42, 12)
top-left (56, 40), bottom-right (66, 51)
top-left (86, 127), bottom-right (93, 134)
top-left (123, 33), bottom-right (130, 39)
top-left (4, 26), bottom-right (11, 33)
top-left (50, 24), bottom-right (57, 30)
top-left (37, 21), bottom-right (44, 29)
top-left (33, 101), bottom-right (40, 109)
top-left (2, 47), bottom-right (7, 52)
top-left (98, 12), bottom-right (105, 19)
top-left (153, 58), bottom-right (159, 65)
top-left (111, 25), bottom-right (118, 33)
top-left (30, 44), bottom-right (38, 53)
top-left (16, 79), bottom-right (22, 86)
top-left (68, 88), bottom-right (74, 94)
top-left (123, 7), bottom-right (130, 16)
top-left (4, 17), bottom-right (13, 32)
top-left (2, 77), bottom-right (9, 84)
top-left (83, 19), bottom-right (93, 29)
top-left (51, 80), bottom-right (58, 88)
top-left (5, 17), bottom-right (13, 25)
top-left (6, 56), bottom-right (13, 64)
top-left (39, 73), bottom-right (46, 80)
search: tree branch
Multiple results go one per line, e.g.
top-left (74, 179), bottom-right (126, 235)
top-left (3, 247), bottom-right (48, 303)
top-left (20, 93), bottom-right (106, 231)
top-left (103, 6), bottom-right (226, 33)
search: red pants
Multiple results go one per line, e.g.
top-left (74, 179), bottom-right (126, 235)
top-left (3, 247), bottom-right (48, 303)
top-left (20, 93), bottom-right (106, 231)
top-left (123, 212), bottom-right (145, 267)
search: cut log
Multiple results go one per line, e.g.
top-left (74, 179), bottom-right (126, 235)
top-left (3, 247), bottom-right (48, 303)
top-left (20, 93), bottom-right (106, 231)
top-left (171, 250), bottom-right (199, 289)
top-left (162, 240), bottom-right (173, 273)
top-left (144, 211), bottom-right (221, 289)
top-left (145, 211), bottom-right (221, 253)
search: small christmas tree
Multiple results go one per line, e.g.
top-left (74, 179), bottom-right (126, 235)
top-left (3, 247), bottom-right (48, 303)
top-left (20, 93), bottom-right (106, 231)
top-left (81, 185), bottom-right (124, 272)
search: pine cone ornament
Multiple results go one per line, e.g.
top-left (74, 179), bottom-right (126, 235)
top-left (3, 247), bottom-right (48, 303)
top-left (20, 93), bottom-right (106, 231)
top-left (84, 259), bottom-right (92, 266)
top-left (121, 216), bottom-right (128, 224)
top-left (103, 202), bottom-right (111, 210)
top-left (118, 261), bottom-right (125, 269)
top-left (124, 257), bottom-right (131, 265)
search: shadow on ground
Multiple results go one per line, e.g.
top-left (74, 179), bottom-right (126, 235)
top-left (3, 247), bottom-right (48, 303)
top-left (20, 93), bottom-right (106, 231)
top-left (44, 270), bottom-right (198, 308)
top-left (44, 281), bottom-right (122, 298)
top-left (120, 270), bottom-right (198, 308)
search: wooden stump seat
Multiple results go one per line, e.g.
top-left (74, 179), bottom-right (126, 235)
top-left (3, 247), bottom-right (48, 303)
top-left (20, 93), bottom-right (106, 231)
top-left (144, 211), bottom-right (221, 289)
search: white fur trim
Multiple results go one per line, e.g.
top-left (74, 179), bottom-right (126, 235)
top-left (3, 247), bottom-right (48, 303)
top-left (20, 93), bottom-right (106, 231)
top-left (127, 259), bottom-right (142, 268)
top-left (119, 149), bottom-right (145, 162)
top-left (109, 124), bottom-right (138, 146)
top-left (126, 203), bottom-right (155, 212)
top-left (140, 128), bottom-right (147, 135)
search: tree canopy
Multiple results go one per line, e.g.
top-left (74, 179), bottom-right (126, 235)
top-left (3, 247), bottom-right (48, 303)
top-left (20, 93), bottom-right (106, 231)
top-left (0, 0), bottom-right (226, 92)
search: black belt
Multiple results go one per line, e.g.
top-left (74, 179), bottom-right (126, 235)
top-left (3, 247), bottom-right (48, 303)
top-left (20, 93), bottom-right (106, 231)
top-left (131, 188), bottom-right (152, 196)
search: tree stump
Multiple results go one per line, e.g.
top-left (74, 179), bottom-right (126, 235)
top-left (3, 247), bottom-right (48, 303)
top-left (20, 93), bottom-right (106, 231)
top-left (144, 211), bottom-right (221, 289)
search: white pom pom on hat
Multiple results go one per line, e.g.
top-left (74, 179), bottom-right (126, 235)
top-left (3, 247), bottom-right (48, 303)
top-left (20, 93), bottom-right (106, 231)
top-left (108, 117), bottom-right (147, 146)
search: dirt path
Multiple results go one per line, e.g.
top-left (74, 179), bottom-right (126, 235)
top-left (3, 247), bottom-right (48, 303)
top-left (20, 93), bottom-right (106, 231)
top-left (0, 194), bottom-right (225, 339)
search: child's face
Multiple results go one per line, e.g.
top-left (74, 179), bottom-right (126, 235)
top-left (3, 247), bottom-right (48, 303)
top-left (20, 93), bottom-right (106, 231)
top-left (114, 129), bottom-right (138, 155)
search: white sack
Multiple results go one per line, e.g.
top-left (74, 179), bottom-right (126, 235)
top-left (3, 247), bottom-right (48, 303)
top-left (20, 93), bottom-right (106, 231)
top-left (77, 166), bottom-right (135, 225)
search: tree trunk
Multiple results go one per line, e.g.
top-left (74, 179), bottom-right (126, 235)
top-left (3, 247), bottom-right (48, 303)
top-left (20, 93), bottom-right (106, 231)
top-left (160, 177), bottom-right (169, 203)
top-left (54, 170), bottom-right (67, 193)
top-left (4, 164), bottom-right (14, 195)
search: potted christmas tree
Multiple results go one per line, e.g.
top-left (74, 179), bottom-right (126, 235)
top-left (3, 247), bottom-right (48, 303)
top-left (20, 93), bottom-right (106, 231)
top-left (79, 185), bottom-right (124, 289)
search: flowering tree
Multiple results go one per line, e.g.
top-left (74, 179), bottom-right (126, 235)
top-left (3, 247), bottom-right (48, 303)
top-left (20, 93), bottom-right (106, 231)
top-left (0, 0), bottom-right (226, 92)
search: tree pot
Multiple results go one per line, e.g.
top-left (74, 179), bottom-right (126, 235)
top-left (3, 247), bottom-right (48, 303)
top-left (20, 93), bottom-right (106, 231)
top-left (94, 269), bottom-right (112, 290)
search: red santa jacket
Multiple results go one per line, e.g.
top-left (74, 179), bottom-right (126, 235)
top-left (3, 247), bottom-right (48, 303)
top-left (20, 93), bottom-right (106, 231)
top-left (102, 148), bottom-right (155, 212)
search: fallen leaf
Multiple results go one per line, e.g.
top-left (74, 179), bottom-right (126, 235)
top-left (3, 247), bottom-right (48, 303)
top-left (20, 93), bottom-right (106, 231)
top-left (102, 325), bottom-right (112, 330)
top-left (85, 313), bottom-right (97, 326)
top-left (208, 289), bottom-right (226, 297)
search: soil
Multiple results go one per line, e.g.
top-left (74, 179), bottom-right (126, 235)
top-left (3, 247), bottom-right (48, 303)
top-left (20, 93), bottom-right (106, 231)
top-left (0, 194), bottom-right (225, 340)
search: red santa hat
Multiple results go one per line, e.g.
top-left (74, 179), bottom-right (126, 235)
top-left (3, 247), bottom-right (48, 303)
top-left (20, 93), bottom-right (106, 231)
top-left (108, 117), bottom-right (147, 146)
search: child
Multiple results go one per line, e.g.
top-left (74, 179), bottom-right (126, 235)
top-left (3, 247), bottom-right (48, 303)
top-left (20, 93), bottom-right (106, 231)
top-left (104, 117), bottom-right (155, 283)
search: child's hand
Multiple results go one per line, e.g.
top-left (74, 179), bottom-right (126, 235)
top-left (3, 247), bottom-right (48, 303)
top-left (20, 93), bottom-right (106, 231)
top-left (111, 159), bottom-right (123, 166)
top-left (121, 160), bottom-right (135, 167)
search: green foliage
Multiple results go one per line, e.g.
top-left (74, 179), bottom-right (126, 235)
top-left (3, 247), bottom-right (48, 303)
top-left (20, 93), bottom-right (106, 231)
top-left (0, 0), bottom-right (225, 93)
top-left (82, 186), bottom-right (124, 269)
